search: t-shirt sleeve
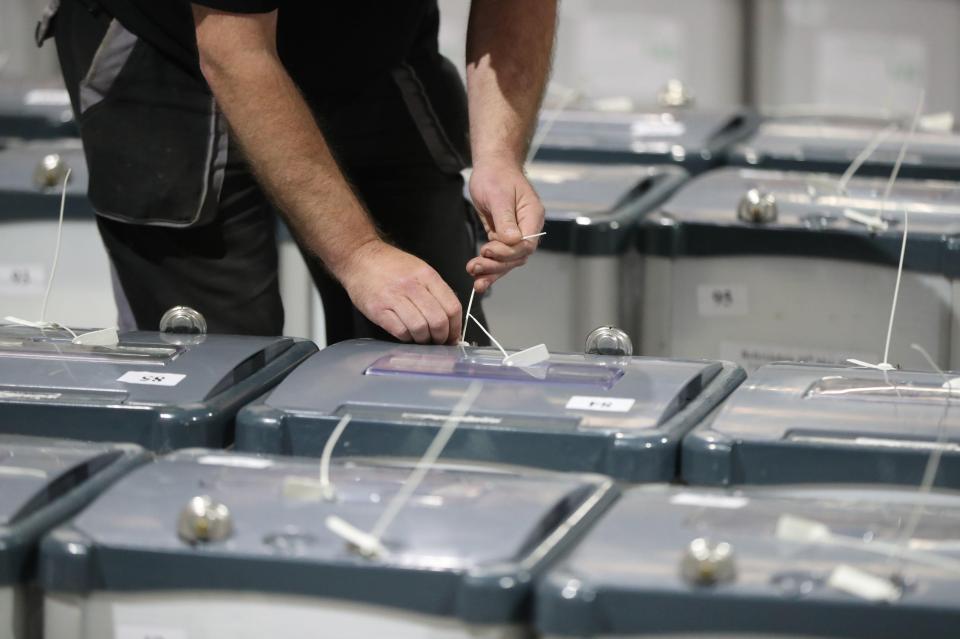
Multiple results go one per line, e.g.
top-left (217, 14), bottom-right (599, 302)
top-left (189, 0), bottom-right (279, 13)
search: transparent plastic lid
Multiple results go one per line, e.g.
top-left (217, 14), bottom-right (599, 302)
top-left (365, 350), bottom-right (625, 389)
top-left (0, 327), bottom-right (180, 364)
top-left (806, 376), bottom-right (960, 405)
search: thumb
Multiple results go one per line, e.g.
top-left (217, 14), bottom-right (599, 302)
top-left (485, 188), bottom-right (522, 244)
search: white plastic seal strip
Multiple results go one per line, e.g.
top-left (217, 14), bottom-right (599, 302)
top-left (837, 123), bottom-right (897, 195)
top-left (284, 414), bottom-right (353, 501)
top-left (40, 167), bottom-right (72, 324)
top-left (846, 90), bottom-right (925, 372)
top-left (325, 381), bottom-right (484, 558)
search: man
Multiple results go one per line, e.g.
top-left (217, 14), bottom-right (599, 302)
top-left (46, 0), bottom-right (553, 344)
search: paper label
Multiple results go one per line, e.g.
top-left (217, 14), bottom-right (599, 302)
top-left (720, 341), bottom-right (877, 372)
top-left (670, 493), bottom-right (748, 509)
top-left (0, 263), bottom-right (46, 296)
top-left (817, 30), bottom-right (927, 114)
top-left (24, 88), bottom-right (70, 106)
top-left (576, 12), bottom-right (683, 99)
top-left (566, 395), bottom-right (635, 413)
top-left (696, 284), bottom-right (749, 317)
top-left (630, 119), bottom-right (686, 138)
top-left (116, 627), bottom-right (188, 639)
top-left (117, 371), bottom-right (186, 387)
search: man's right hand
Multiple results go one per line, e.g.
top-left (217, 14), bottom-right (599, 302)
top-left (337, 240), bottom-right (463, 345)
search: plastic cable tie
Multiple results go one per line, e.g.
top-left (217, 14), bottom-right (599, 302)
top-left (503, 343), bottom-right (550, 367)
top-left (72, 327), bottom-right (118, 347)
top-left (775, 514), bottom-right (833, 543)
top-left (282, 476), bottom-right (326, 501)
top-left (4, 316), bottom-right (57, 329)
top-left (522, 232), bottom-right (547, 240)
top-left (827, 564), bottom-right (901, 602)
top-left (847, 359), bottom-right (895, 371)
top-left (326, 515), bottom-right (387, 558)
top-left (843, 208), bottom-right (889, 232)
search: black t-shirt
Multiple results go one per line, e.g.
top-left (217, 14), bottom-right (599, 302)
top-left (96, 0), bottom-right (441, 96)
top-left (89, 0), bottom-right (467, 171)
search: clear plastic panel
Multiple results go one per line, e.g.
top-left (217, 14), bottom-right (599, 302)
top-left (364, 349), bottom-right (625, 388)
top-left (805, 376), bottom-right (960, 404)
top-left (0, 327), bottom-right (180, 364)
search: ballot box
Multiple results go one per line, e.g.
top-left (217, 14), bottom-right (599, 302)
top-left (0, 324), bottom-right (316, 451)
top-left (481, 162), bottom-right (687, 353)
top-left (637, 166), bottom-right (960, 371)
top-left (683, 362), bottom-right (960, 488)
top-left (0, 435), bottom-right (145, 639)
top-left (729, 115), bottom-right (960, 182)
top-left (536, 483), bottom-right (960, 637)
top-left (41, 449), bottom-right (617, 639)
top-left (235, 338), bottom-right (745, 482)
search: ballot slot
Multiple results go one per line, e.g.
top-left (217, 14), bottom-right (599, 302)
top-left (365, 350), bottom-right (626, 388)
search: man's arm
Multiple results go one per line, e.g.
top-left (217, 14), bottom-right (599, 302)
top-left (193, 7), bottom-right (461, 343)
top-left (464, 0), bottom-right (557, 293)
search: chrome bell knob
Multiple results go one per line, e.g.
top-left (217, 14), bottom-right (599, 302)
top-left (177, 495), bottom-right (233, 544)
top-left (657, 79), bottom-right (695, 108)
top-left (738, 188), bottom-right (778, 224)
top-left (33, 153), bottom-right (70, 190)
top-left (585, 326), bottom-right (633, 357)
top-left (680, 538), bottom-right (737, 586)
top-left (159, 306), bottom-right (208, 334)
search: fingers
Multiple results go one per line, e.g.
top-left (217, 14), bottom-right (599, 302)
top-left (392, 295), bottom-right (434, 344)
top-left (492, 207), bottom-right (523, 244)
top-left (467, 255), bottom-right (527, 278)
top-left (474, 272), bottom-right (504, 294)
top-left (422, 274), bottom-right (463, 344)
top-left (478, 239), bottom-right (536, 262)
top-left (376, 308), bottom-right (412, 342)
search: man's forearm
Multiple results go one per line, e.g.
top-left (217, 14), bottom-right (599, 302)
top-left (465, 0), bottom-right (557, 165)
top-left (195, 13), bottom-right (377, 279)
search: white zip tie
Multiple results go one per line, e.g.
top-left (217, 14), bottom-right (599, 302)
top-left (880, 91), bottom-right (925, 363)
top-left (837, 123), bottom-right (898, 194)
top-left (318, 414), bottom-right (352, 501)
top-left (326, 382), bottom-right (484, 558)
top-left (40, 167), bottom-right (71, 323)
top-left (522, 232), bottom-right (547, 240)
top-left (467, 313), bottom-right (508, 359)
top-left (848, 90), bottom-right (924, 370)
top-left (842, 208), bottom-right (889, 233)
top-left (461, 288), bottom-right (475, 344)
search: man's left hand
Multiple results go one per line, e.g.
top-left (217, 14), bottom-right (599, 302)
top-left (467, 159), bottom-right (545, 294)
